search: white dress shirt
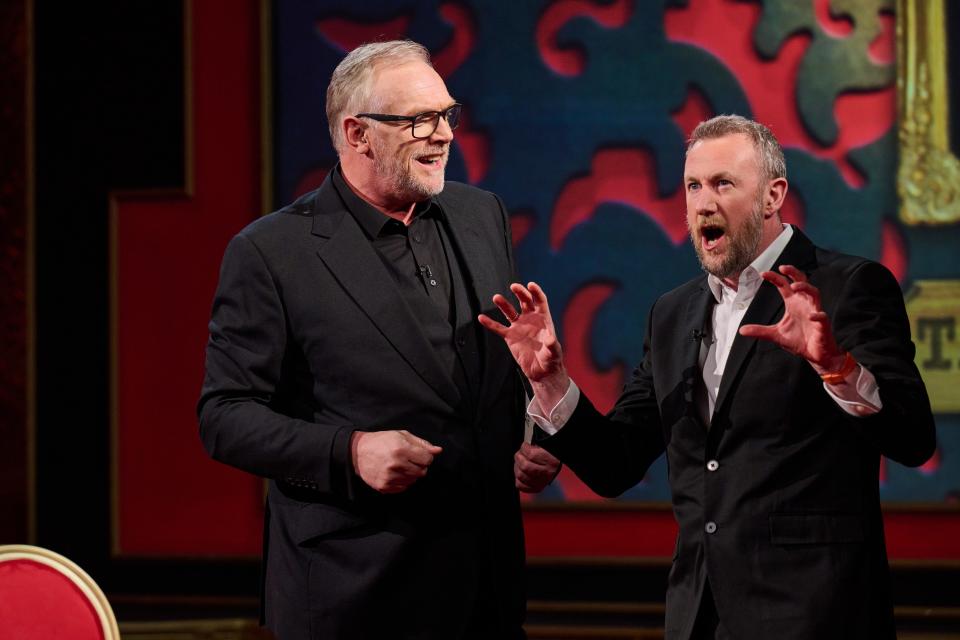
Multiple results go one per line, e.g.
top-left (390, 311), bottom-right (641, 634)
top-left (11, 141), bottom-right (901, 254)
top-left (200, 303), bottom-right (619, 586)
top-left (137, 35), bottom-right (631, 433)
top-left (531, 225), bottom-right (881, 434)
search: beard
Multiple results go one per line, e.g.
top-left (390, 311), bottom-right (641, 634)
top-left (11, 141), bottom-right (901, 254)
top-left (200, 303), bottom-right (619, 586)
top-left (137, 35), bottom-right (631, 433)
top-left (690, 192), bottom-right (765, 280)
top-left (371, 136), bottom-right (448, 202)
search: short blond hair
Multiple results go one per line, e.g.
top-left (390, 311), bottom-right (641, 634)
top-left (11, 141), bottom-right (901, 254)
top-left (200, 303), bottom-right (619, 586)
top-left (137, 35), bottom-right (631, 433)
top-left (687, 115), bottom-right (786, 182)
top-left (326, 40), bottom-right (431, 153)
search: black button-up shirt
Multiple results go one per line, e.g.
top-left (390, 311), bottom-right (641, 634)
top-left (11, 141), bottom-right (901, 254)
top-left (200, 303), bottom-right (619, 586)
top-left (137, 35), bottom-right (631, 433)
top-left (333, 167), bottom-right (455, 323)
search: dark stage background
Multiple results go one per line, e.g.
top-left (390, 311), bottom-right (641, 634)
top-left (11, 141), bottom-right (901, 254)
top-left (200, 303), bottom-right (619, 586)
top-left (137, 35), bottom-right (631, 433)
top-left (3, 0), bottom-right (960, 637)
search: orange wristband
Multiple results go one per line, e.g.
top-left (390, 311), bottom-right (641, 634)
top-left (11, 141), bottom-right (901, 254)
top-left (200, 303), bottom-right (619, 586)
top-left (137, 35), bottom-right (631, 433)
top-left (819, 352), bottom-right (857, 385)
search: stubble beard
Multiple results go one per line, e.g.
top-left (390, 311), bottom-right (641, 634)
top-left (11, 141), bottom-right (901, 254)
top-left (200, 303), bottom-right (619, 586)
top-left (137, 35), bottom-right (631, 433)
top-left (691, 194), bottom-right (765, 280)
top-left (372, 137), bottom-right (447, 202)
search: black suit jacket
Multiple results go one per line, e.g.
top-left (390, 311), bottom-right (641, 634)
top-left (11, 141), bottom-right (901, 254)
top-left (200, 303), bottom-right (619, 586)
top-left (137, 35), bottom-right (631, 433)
top-left (198, 172), bottom-right (528, 640)
top-left (542, 229), bottom-right (935, 640)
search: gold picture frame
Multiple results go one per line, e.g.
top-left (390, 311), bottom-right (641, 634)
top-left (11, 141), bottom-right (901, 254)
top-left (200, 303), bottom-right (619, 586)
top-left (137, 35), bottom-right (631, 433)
top-left (897, 0), bottom-right (960, 225)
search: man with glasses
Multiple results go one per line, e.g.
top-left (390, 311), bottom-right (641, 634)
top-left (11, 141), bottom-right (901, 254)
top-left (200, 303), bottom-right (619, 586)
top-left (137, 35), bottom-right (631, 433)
top-left (199, 40), bottom-right (558, 640)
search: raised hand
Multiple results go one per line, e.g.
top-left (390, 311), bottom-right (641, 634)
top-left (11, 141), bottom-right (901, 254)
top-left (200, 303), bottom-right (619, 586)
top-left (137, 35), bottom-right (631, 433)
top-left (739, 265), bottom-right (846, 373)
top-left (514, 442), bottom-right (562, 493)
top-left (478, 282), bottom-right (568, 386)
top-left (350, 430), bottom-right (443, 494)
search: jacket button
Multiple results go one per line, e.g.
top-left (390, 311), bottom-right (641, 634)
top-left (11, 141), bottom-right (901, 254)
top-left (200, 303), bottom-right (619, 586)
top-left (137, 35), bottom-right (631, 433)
top-left (705, 521), bottom-right (717, 534)
top-left (706, 460), bottom-right (719, 472)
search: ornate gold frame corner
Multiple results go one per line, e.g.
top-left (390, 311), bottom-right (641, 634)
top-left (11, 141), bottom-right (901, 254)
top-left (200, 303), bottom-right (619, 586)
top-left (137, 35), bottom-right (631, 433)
top-left (896, 0), bottom-right (960, 225)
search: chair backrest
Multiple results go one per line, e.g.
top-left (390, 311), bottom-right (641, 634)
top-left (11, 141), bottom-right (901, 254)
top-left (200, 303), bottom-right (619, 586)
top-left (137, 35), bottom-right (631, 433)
top-left (0, 544), bottom-right (120, 640)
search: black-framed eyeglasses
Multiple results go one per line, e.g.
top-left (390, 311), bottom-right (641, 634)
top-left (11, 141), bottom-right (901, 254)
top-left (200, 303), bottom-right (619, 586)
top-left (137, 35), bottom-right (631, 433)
top-left (355, 103), bottom-right (462, 139)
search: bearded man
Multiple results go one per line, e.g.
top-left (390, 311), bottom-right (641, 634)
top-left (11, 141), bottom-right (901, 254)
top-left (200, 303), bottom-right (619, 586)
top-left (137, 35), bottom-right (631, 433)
top-left (198, 40), bottom-right (558, 640)
top-left (482, 115), bottom-right (935, 640)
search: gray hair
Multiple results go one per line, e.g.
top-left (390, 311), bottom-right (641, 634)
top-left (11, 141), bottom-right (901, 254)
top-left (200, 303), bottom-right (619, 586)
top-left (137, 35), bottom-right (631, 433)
top-left (687, 115), bottom-right (787, 181)
top-left (326, 40), bottom-right (432, 153)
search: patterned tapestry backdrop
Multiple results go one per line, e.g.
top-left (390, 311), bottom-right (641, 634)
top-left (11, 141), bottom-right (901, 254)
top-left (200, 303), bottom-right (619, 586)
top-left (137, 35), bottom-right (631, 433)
top-left (273, 0), bottom-right (957, 504)
top-left (113, 0), bottom-right (960, 558)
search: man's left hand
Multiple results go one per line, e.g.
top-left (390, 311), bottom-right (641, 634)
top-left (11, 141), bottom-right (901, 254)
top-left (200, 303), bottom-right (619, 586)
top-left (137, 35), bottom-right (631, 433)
top-left (739, 264), bottom-right (847, 374)
top-left (514, 442), bottom-right (561, 493)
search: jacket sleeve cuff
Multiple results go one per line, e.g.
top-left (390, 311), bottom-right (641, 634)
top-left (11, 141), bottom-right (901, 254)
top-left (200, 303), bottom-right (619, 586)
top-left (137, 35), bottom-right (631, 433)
top-left (330, 425), bottom-right (364, 500)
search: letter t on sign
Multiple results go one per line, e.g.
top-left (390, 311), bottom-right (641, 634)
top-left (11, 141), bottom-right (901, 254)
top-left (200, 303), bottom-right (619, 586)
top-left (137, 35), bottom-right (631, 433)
top-left (906, 280), bottom-right (960, 412)
top-left (917, 317), bottom-right (955, 370)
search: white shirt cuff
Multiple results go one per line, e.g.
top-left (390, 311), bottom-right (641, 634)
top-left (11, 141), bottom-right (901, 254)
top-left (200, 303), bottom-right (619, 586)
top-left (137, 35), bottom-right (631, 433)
top-left (528, 380), bottom-right (581, 435)
top-left (823, 364), bottom-right (882, 416)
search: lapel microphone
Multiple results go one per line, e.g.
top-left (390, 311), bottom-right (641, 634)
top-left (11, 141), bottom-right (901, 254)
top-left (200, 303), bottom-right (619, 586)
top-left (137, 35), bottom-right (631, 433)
top-left (418, 264), bottom-right (437, 287)
top-left (691, 329), bottom-right (711, 344)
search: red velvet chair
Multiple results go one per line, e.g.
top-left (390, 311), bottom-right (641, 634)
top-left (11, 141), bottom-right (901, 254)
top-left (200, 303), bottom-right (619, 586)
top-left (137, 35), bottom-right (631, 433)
top-left (0, 544), bottom-right (120, 640)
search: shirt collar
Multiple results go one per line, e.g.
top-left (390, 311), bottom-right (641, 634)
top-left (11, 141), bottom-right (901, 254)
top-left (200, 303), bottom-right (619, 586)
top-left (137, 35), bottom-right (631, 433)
top-left (706, 224), bottom-right (794, 302)
top-left (332, 164), bottom-right (439, 239)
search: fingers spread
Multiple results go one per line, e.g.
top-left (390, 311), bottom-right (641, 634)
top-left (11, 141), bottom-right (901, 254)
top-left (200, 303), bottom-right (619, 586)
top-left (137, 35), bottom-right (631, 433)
top-left (761, 270), bottom-right (791, 290)
top-left (528, 282), bottom-right (549, 308)
top-left (510, 282), bottom-right (533, 313)
top-left (510, 283), bottom-right (536, 313)
top-left (510, 283), bottom-right (532, 300)
top-left (478, 313), bottom-right (508, 337)
top-left (739, 323), bottom-right (776, 340)
top-left (492, 293), bottom-right (520, 322)
top-left (789, 281), bottom-right (821, 306)
top-left (779, 264), bottom-right (807, 283)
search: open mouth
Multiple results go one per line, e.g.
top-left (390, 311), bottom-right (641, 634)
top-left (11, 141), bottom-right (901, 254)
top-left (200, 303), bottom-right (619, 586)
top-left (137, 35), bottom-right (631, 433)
top-left (700, 225), bottom-right (726, 251)
top-left (416, 154), bottom-right (445, 168)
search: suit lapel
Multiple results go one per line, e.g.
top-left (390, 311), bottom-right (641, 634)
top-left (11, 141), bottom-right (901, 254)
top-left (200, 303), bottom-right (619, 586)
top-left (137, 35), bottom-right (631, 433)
top-left (712, 228), bottom-right (818, 416)
top-left (682, 281), bottom-right (716, 410)
top-left (440, 202), bottom-right (506, 406)
top-left (442, 203), bottom-right (496, 312)
top-left (311, 178), bottom-right (462, 410)
top-left (712, 277), bottom-right (783, 415)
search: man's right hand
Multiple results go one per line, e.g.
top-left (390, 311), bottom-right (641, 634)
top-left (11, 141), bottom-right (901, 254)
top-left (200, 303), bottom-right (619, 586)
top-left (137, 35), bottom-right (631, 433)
top-left (478, 282), bottom-right (570, 409)
top-left (350, 430), bottom-right (443, 494)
